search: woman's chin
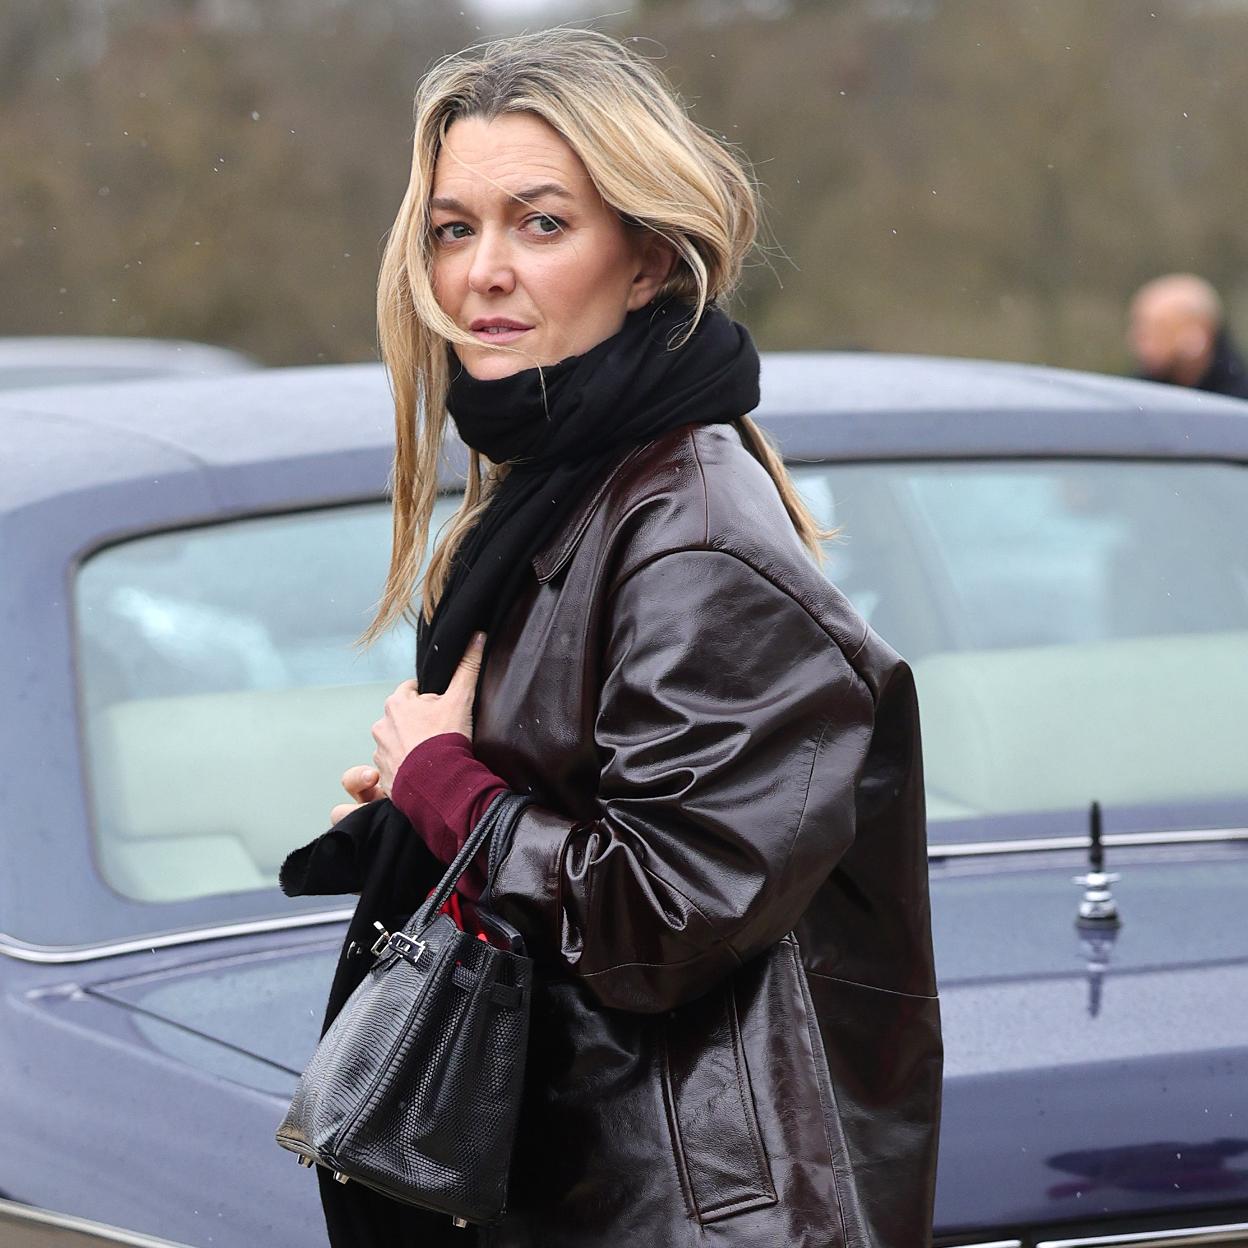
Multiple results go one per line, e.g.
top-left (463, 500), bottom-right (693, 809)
top-left (453, 342), bottom-right (541, 381)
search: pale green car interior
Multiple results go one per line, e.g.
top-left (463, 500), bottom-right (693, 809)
top-left (74, 460), bottom-right (1248, 904)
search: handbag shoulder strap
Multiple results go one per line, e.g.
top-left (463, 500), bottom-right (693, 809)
top-left (413, 790), bottom-right (533, 928)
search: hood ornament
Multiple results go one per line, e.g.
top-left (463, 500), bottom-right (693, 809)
top-left (1074, 800), bottom-right (1121, 926)
top-left (1074, 800), bottom-right (1121, 1018)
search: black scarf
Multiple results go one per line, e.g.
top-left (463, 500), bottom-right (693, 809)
top-left (415, 297), bottom-right (761, 694)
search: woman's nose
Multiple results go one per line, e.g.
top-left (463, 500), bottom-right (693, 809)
top-left (467, 228), bottom-right (516, 296)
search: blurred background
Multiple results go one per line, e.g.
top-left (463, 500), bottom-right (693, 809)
top-left (3, 0), bottom-right (1248, 373)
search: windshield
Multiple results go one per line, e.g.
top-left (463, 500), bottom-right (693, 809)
top-left (62, 456), bottom-right (1248, 943)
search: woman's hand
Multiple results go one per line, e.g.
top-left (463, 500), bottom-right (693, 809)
top-left (328, 634), bottom-right (487, 825)
top-left (370, 631), bottom-right (487, 795)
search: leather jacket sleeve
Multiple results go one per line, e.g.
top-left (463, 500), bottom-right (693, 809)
top-left (487, 547), bottom-right (875, 1014)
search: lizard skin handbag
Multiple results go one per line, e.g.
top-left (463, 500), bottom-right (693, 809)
top-left (275, 789), bottom-right (535, 1228)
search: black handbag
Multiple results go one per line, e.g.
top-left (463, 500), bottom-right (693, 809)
top-left (275, 789), bottom-right (535, 1228)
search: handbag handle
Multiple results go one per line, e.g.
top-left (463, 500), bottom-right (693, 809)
top-left (412, 790), bottom-right (533, 930)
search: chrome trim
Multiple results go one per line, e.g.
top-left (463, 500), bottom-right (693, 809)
top-left (6, 827), bottom-right (1246, 960)
top-left (941, 1241), bottom-right (1023, 1248)
top-left (929, 827), bottom-right (1248, 859)
top-left (1036, 1221), bottom-right (1248, 1246)
top-left (0, 907), bottom-right (353, 965)
top-left (0, 1196), bottom-right (194, 1246)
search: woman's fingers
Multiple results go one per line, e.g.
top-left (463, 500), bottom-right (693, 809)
top-left (446, 632), bottom-right (487, 700)
top-left (367, 637), bottom-right (487, 796)
top-left (441, 632), bottom-right (487, 738)
top-left (330, 766), bottom-right (383, 824)
top-left (341, 764), bottom-right (383, 803)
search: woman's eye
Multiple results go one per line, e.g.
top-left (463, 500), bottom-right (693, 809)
top-left (433, 222), bottom-right (471, 243)
top-left (526, 214), bottom-right (564, 236)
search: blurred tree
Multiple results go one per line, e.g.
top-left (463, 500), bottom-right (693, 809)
top-left (639, 0), bottom-right (1248, 371)
top-left (2, 0), bottom-right (1247, 373)
top-left (0, 0), bottom-right (472, 362)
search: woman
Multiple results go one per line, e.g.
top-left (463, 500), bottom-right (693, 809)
top-left (281, 27), bottom-right (943, 1248)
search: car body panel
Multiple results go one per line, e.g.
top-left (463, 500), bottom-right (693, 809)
top-left (0, 929), bottom-right (332, 1247)
top-left (85, 935), bottom-right (339, 1081)
top-left (930, 847), bottom-right (1248, 1232)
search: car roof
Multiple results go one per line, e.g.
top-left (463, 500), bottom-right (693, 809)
top-left (3, 353), bottom-right (1246, 522)
top-left (0, 334), bottom-right (259, 373)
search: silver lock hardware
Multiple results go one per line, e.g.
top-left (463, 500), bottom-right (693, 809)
top-left (371, 921), bottom-right (426, 965)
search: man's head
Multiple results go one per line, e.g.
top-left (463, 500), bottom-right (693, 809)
top-left (1128, 273), bottom-right (1224, 386)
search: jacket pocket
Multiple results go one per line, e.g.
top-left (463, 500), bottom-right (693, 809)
top-left (659, 979), bottom-right (778, 1224)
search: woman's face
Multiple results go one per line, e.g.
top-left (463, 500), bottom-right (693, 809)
top-left (428, 112), bottom-right (672, 380)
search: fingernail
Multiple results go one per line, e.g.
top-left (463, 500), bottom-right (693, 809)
top-left (473, 631), bottom-right (487, 648)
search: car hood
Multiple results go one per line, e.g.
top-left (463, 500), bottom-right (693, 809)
top-left (84, 931), bottom-right (341, 1097)
top-left (928, 844), bottom-right (1248, 1235)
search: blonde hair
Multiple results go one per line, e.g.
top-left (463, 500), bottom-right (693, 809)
top-left (361, 27), bottom-right (833, 647)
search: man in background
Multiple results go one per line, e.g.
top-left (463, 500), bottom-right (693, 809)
top-left (1127, 273), bottom-right (1248, 400)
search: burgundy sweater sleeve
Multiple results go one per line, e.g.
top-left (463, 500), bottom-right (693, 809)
top-left (390, 732), bottom-right (510, 900)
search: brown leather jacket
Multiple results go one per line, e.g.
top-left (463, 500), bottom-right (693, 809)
top-left (473, 421), bottom-right (943, 1248)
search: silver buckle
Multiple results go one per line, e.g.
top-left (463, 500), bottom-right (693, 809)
top-left (370, 921), bottom-right (425, 964)
top-left (388, 931), bottom-right (426, 964)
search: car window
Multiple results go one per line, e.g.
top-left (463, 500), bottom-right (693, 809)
top-left (71, 458), bottom-right (1248, 918)
top-left (75, 498), bottom-right (460, 906)
top-left (791, 459), bottom-right (1248, 831)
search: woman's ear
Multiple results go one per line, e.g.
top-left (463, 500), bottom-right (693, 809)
top-left (627, 233), bottom-right (679, 310)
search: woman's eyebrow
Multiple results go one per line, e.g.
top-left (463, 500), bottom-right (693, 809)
top-left (509, 182), bottom-right (575, 206)
top-left (428, 182), bottom-right (575, 214)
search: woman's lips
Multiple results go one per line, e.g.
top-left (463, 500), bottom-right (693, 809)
top-left (470, 325), bottom-right (532, 345)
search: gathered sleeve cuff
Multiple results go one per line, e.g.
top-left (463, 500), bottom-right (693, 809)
top-left (390, 731), bottom-right (511, 900)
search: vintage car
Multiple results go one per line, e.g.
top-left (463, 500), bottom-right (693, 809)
top-left (1, 355), bottom-right (1246, 1248)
